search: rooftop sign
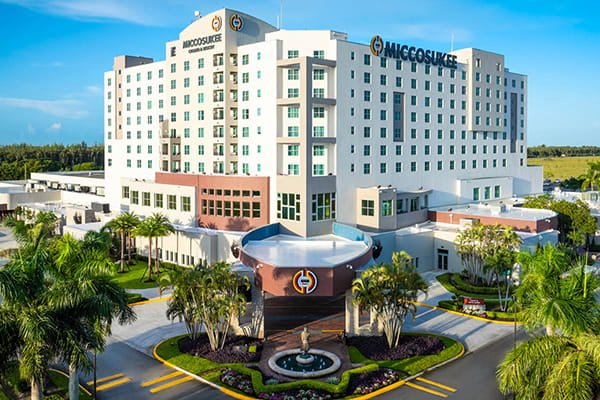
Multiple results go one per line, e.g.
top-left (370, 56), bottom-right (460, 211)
top-left (370, 35), bottom-right (458, 69)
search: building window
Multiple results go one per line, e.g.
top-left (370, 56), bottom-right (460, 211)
top-left (277, 192), bottom-right (301, 221)
top-left (313, 69), bottom-right (325, 80)
top-left (142, 192), bottom-right (150, 206)
top-left (473, 187), bottom-right (480, 201)
top-left (154, 193), bottom-right (163, 208)
top-left (313, 164), bottom-right (325, 175)
top-left (494, 185), bottom-right (501, 198)
top-left (361, 200), bottom-right (375, 216)
top-left (382, 200), bottom-right (393, 216)
top-left (181, 196), bottom-right (191, 212)
top-left (287, 106), bottom-right (299, 118)
top-left (168, 195), bottom-right (176, 210)
top-left (311, 193), bottom-right (336, 221)
top-left (131, 191), bottom-right (139, 205)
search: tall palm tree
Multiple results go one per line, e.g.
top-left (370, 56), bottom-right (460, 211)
top-left (49, 233), bottom-right (135, 400)
top-left (106, 212), bottom-right (140, 273)
top-left (148, 213), bottom-right (174, 274)
top-left (0, 213), bottom-right (60, 400)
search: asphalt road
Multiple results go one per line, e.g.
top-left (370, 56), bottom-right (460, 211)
top-left (82, 340), bottom-right (229, 400)
top-left (380, 330), bottom-right (528, 400)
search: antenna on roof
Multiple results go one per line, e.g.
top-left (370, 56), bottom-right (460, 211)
top-left (194, 10), bottom-right (201, 19)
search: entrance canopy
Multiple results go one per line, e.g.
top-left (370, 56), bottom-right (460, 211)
top-left (239, 223), bottom-right (373, 297)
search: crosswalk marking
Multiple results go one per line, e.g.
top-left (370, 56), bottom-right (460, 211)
top-left (405, 381), bottom-right (449, 398)
top-left (86, 372), bottom-right (124, 386)
top-left (141, 371), bottom-right (184, 387)
top-left (149, 375), bottom-right (194, 393)
top-left (416, 377), bottom-right (457, 392)
top-left (96, 377), bottom-right (132, 391)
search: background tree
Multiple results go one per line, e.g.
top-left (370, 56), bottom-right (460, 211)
top-left (483, 248), bottom-right (517, 311)
top-left (580, 160), bottom-right (600, 191)
top-left (352, 251), bottom-right (428, 349)
top-left (455, 223), bottom-right (521, 285)
top-left (522, 195), bottom-right (596, 247)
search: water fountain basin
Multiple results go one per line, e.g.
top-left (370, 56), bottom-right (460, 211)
top-left (268, 348), bottom-right (341, 378)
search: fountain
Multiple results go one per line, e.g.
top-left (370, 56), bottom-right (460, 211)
top-left (267, 327), bottom-right (341, 378)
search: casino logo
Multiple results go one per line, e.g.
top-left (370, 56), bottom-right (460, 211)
top-left (292, 269), bottom-right (318, 295)
top-left (211, 15), bottom-right (222, 32)
top-left (229, 14), bottom-right (243, 31)
top-left (370, 35), bottom-right (383, 56)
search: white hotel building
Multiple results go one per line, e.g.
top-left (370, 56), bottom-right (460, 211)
top-left (97, 8), bottom-right (552, 283)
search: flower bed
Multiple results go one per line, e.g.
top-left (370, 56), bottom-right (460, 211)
top-left (348, 368), bottom-right (401, 395)
top-left (220, 369), bottom-right (255, 395)
top-left (346, 335), bottom-right (444, 361)
top-left (179, 334), bottom-right (262, 363)
top-left (258, 388), bottom-right (333, 400)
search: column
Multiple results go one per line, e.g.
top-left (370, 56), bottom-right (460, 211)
top-left (345, 289), bottom-right (359, 336)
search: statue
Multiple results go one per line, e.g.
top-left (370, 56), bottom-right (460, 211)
top-left (300, 326), bottom-right (311, 354)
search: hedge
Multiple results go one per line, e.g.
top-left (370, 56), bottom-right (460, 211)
top-left (437, 300), bottom-right (516, 321)
top-left (436, 273), bottom-right (506, 299)
top-left (452, 274), bottom-right (512, 296)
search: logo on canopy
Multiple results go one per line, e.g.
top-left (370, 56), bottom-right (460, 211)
top-left (293, 269), bottom-right (318, 294)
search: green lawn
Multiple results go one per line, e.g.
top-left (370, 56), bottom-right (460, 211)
top-left (111, 260), bottom-right (162, 289)
top-left (347, 333), bottom-right (463, 376)
top-left (528, 156), bottom-right (600, 180)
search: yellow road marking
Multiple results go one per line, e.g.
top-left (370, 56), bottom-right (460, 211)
top-left (141, 371), bottom-right (184, 387)
top-left (86, 372), bottom-right (124, 385)
top-left (405, 381), bottom-right (448, 398)
top-left (129, 296), bottom-right (172, 306)
top-left (149, 376), bottom-right (194, 393)
top-left (96, 377), bottom-right (132, 391)
top-left (416, 377), bottom-right (457, 392)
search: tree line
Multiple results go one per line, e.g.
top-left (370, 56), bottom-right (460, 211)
top-left (0, 143), bottom-right (104, 180)
top-left (528, 145), bottom-right (600, 158)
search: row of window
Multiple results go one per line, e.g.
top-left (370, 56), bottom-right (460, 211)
top-left (354, 143), bottom-right (524, 157)
top-left (473, 185), bottom-right (502, 201)
top-left (361, 196), bottom-right (428, 217)
top-left (122, 186), bottom-right (191, 211)
top-left (349, 158), bottom-right (524, 174)
top-left (200, 199), bottom-right (261, 218)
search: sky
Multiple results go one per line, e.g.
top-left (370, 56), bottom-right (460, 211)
top-left (0, 0), bottom-right (599, 146)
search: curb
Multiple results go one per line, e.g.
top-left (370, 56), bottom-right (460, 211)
top-left (129, 296), bottom-right (172, 307)
top-left (48, 368), bottom-right (93, 397)
top-left (151, 335), bottom-right (466, 400)
top-left (411, 300), bottom-right (521, 325)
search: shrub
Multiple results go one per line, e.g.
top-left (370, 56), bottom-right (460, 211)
top-left (179, 334), bottom-right (262, 363)
top-left (258, 388), bottom-right (333, 400)
top-left (346, 335), bottom-right (444, 361)
top-left (453, 274), bottom-right (506, 295)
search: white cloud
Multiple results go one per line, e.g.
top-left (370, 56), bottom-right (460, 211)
top-left (0, 97), bottom-right (88, 119)
top-left (0, 0), bottom-right (163, 25)
top-left (47, 122), bottom-right (62, 132)
top-left (85, 85), bottom-right (102, 95)
top-left (27, 123), bottom-right (36, 134)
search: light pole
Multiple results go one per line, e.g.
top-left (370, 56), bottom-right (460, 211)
top-left (93, 349), bottom-right (97, 400)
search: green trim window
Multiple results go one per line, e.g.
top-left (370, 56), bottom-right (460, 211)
top-left (122, 186), bottom-right (130, 199)
top-left (473, 187), bottom-right (480, 201)
top-left (361, 200), bottom-right (375, 216)
top-left (168, 195), bottom-right (177, 210)
top-left (381, 200), bottom-right (393, 217)
top-left (154, 193), bottom-right (163, 208)
top-left (181, 196), bottom-right (191, 212)
top-left (142, 192), bottom-right (150, 206)
top-left (277, 192), bottom-right (301, 221)
top-left (311, 192), bottom-right (336, 221)
top-left (287, 106), bottom-right (299, 118)
top-left (131, 191), bottom-right (139, 205)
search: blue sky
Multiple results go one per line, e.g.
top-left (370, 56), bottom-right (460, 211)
top-left (0, 0), bottom-right (598, 146)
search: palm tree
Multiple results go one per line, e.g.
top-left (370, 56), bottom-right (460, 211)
top-left (148, 213), bottom-right (174, 274)
top-left (106, 212), bottom-right (140, 273)
top-left (352, 251), bottom-right (428, 349)
top-left (134, 214), bottom-right (171, 281)
top-left (580, 161), bottom-right (600, 191)
top-left (0, 213), bottom-right (60, 400)
top-left (50, 233), bottom-right (136, 400)
top-left (497, 333), bottom-right (600, 399)
top-left (515, 244), bottom-right (598, 336)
